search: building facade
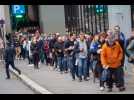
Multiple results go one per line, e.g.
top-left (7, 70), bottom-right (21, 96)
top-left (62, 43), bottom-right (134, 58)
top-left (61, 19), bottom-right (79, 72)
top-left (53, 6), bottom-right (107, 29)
top-left (0, 5), bottom-right (133, 38)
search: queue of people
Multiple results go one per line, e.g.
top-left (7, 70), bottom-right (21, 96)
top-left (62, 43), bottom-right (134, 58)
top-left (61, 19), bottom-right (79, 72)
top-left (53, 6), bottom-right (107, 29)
top-left (2, 25), bottom-right (134, 92)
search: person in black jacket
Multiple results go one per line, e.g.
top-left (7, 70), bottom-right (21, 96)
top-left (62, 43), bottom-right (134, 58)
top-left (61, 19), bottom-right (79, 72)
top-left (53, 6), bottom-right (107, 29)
top-left (54, 36), bottom-right (64, 73)
top-left (4, 42), bottom-right (21, 79)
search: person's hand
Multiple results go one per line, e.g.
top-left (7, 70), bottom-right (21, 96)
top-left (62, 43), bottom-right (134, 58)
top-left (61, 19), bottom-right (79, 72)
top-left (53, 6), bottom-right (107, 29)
top-left (52, 49), bottom-right (55, 52)
top-left (97, 49), bottom-right (102, 54)
top-left (58, 49), bottom-right (62, 52)
top-left (103, 65), bottom-right (109, 69)
top-left (80, 48), bottom-right (84, 52)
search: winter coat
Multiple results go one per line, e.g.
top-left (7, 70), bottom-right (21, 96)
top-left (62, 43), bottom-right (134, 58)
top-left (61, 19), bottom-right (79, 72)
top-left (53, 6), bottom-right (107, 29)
top-left (101, 41), bottom-right (123, 69)
top-left (4, 45), bottom-right (16, 62)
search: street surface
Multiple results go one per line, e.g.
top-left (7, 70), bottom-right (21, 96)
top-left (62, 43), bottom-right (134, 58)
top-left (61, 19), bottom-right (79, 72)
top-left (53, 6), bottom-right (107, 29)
top-left (12, 58), bottom-right (134, 94)
top-left (0, 61), bottom-right (34, 94)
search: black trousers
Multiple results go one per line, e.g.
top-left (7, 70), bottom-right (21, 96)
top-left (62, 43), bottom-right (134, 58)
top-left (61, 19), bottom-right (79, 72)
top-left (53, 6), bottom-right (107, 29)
top-left (107, 67), bottom-right (124, 89)
top-left (5, 61), bottom-right (21, 78)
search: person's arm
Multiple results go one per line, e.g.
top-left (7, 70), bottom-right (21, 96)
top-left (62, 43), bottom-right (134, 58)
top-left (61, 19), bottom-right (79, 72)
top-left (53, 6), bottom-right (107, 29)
top-left (3, 49), bottom-right (7, 61)
top-left (100, 44), bottom-right (108, 67)
top-left (121, 32), bottom-right (126, 48)
top-left (74, 42), bottom-right (80, 53)
top-left (117, 42), bottom-right (123, 61)
top-left (126, 40), bottom-right (134, 57)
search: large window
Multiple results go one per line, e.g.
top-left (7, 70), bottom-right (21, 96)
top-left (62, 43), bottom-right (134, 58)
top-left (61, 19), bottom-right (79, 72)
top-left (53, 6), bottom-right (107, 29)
top-left (64, 5), bottom-right (109, 34)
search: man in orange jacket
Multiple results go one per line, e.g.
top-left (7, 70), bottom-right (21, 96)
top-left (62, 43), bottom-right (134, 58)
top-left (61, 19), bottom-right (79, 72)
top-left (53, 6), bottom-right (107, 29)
top-left (101, 30), bottom-right (125, 92)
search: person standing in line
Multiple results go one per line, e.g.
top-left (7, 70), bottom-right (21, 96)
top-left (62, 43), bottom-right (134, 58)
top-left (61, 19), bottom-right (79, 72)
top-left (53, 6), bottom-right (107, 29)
top-left (75, 32), bottom-right (89, 82)
top-left (31, 37), bottom-right (40, 69)
top-left (113, 25), bottom-right (126, 91)
top-left (54, 36), bottom-right (64, 74)
top-left (100, 31), bottom-right (124, 92)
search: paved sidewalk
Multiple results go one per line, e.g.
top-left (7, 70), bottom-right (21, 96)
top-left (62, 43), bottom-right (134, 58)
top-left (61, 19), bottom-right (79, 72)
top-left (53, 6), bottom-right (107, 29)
top-left (15, 60), bottom-right (134, 94)
top-left (0, 61), bottom-right (34, 94)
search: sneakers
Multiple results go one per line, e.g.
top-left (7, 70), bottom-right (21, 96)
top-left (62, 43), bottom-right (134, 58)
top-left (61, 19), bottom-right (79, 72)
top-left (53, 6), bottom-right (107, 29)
top-left (119, 87), bottom-right (126, 92)
top-left (6, 77), bottom-right (10, 79)
top-left (28, 64), bottom-right (34, 67)
top-left (79, 77), bottom-right (82, 82)
top-left (84, 78), bottom-right (88, 81)
top-left (18, 71), bottom-right (21, 75)
top-left (100, 87), bottom-right (105, 91)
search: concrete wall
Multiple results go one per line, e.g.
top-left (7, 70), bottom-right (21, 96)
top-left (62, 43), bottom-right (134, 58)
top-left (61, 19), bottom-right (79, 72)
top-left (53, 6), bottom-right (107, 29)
top-left (108, 5), bottom-right (132, 38)
top-left (0, 5), bottom-right (11, 33)
top-left (39, 5), bottom-right (66, 34)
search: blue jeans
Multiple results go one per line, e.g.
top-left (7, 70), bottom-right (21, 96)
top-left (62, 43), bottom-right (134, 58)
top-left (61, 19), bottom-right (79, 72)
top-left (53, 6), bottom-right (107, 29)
top-left (63, 56), bottom-right (68, 71)
top-left (78, 58), bottom-right (87, 78)
top-left (57, 57), bottom-right (64, 72)
top-left (68, 56), bottom-right (77, 79)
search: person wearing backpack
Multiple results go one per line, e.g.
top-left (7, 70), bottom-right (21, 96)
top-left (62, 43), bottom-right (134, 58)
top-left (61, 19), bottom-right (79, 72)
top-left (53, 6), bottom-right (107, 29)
top-left (113, 25), bottom-right (126, 91)
top-left (100, 31), bottom-right (124, 92)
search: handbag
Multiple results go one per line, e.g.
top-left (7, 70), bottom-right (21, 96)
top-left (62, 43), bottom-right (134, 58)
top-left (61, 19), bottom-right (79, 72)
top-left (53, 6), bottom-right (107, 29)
top-left (101, 69), bottom-right (110, 81)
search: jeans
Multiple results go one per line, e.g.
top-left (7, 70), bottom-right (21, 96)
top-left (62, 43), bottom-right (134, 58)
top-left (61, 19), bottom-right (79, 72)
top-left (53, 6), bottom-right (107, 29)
top-left (63, 56), bottom-right (68, 71)
top-left (68, 56), bottom-right (77, 79)
top-left (78, 58), bottom-right (87, 78)
top-left (57, 57), bottom-right (64, 72)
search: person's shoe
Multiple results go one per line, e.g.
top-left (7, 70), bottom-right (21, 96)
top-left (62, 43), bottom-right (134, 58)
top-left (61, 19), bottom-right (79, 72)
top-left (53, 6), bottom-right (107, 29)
top-left (18, 71), bottom-right (21, 75)
top-left (107, 88), bottom-right (112, 92)
top-left (79, 77), bottom-right (82, 82)
top-left (84, 78), bottom-right (88, 81)
top-left (64, 71), bottom-right (68, 73)
top-left (119, 87), bottom-right (126, 92)
top-left (72, 78), bottom-right (75, 81)
top-left (100, 87), bottom-right (105, 91)
top-left (28, 64), bottom-right (34, 67)
top-left (6, 77), bottom-right (10, 79)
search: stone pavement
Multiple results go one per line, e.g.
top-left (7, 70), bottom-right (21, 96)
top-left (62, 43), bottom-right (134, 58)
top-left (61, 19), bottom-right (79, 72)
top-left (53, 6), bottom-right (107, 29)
top-left (14, 59), bottom-right (134, 94)
top-left (0, 61), bottom-right (34, 94)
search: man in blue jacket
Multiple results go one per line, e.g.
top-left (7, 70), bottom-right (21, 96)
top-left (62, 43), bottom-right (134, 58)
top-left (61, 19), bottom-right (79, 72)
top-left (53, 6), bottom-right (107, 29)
top-left (4, 42), bottom-right (21, 79)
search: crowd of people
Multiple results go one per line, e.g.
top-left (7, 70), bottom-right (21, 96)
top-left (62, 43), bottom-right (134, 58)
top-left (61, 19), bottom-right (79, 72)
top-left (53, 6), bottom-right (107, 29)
top-left (1, 25), bottom-right (134, 92)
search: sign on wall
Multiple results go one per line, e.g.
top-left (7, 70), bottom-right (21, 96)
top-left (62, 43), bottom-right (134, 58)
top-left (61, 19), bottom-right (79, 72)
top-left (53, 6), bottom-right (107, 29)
top-left (12, 5), bottom-right (25, 15)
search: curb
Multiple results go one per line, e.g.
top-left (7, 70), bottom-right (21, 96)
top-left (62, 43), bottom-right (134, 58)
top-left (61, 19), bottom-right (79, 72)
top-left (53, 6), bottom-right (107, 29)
top-left (9, 68), bottom-right (53, 94)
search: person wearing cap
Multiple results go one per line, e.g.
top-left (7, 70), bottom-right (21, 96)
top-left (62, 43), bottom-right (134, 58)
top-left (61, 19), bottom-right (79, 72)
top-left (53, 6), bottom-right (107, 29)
top-left (100, 30), bottom-right (125, 92)
top-left (4, 42), bottom-right (21, 79)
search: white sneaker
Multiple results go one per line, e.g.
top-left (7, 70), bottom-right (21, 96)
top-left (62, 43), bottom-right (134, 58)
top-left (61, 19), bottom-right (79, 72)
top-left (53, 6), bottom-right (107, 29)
top-left (100, 87), bottom-right (104, 91)
top-left (28, 64), bottom-right (34, 67)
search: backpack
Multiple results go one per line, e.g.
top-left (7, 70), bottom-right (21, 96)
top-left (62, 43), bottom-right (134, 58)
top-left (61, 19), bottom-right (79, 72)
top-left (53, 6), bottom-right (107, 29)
top-left (90, 41), bottom-right (100, 54)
